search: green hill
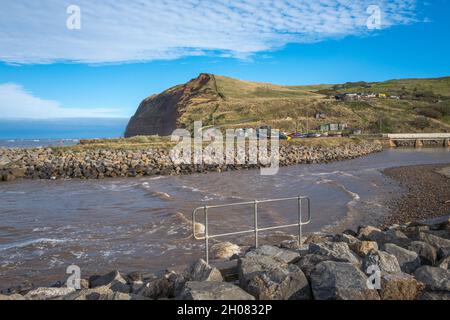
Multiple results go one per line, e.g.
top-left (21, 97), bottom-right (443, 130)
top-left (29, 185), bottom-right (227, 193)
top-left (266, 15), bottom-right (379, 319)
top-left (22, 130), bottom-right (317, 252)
top-left (125, 74), bottom-right (450, 137)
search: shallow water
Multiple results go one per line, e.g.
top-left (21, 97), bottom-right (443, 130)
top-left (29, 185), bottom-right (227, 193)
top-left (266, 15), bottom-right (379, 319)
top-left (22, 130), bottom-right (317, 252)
top-left (0, 148), bottom-right (449, 289)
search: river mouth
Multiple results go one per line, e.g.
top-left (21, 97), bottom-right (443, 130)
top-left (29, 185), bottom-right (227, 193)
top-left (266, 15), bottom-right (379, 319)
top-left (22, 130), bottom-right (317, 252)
top-left (0, 148), bottom-right (449, 290)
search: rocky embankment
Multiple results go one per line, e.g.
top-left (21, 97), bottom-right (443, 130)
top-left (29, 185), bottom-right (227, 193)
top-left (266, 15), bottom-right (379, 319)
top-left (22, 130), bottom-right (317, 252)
top-left (1, 215), bottom-right (449, 300)
top-left (0, 141), bottom-right (382, 182)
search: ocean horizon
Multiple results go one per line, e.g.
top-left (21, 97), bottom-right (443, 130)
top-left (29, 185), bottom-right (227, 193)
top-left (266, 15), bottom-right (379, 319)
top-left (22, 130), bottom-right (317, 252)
top-left (0, 118), bottom-right (129, 140)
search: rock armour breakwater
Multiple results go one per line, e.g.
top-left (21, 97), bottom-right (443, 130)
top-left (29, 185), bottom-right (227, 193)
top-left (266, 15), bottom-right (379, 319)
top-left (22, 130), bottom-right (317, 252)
top-left (1, 214), bottom-right (449, 300)
top-left (0, 141), bottom-right (382, 182)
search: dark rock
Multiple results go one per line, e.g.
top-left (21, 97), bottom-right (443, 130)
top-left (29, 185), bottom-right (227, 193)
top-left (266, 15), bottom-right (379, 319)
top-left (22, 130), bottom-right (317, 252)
top-left (246, 245), bottom-right (301, 264)
top-left (414, 266), bottom-right (450, 291)
top-left (178, 281), bottom-right (255, 300)
top-left (418, 290), bottom-right (450, 300)
top-left (418, 232), bottom-right (450, 250)
top-left (408, 241), bottom-right (437, 266)
top-left (310, 261), bottom-right (380, 300)
top-left (295, 254), bottom-right (334, 279)
top-left (238, 255), bottom-right (311, 300)
top-left (384, 243), bottom-right (421, 274)
top-left (186, 259), bottom-right (223, 282)
top-left (89, 270), bottom-right (130, 293)
top-left (309, 241), bottom-right (360, 265)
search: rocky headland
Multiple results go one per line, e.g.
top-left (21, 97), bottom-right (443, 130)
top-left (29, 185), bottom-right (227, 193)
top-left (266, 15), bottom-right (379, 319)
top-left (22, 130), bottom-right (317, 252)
top-left (1, 214), bottom-right (449, 300)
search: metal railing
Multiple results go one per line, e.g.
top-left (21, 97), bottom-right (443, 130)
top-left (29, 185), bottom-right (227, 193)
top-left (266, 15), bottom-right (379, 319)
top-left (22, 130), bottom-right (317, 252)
top-left (192, 196), bottom-right (311, 263)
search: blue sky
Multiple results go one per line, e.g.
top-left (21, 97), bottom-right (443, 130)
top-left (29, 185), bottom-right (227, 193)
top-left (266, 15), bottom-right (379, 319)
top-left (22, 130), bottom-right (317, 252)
top-left (0, 0), bottom-right (449, 119)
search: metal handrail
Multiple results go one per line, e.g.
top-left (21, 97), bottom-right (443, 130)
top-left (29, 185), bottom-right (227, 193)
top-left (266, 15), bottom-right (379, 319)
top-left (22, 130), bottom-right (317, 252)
top-left (192, 196), bottom-right (311, 263)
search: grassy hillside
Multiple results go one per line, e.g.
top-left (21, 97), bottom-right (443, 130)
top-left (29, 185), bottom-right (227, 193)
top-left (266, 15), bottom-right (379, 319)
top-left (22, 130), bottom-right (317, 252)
top-left (175, 74), bottom-right (450, 134)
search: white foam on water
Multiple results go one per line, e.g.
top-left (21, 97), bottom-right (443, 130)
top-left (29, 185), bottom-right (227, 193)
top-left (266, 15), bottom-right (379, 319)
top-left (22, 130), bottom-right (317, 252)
top-left (0, 238), bottom-right (67, 252)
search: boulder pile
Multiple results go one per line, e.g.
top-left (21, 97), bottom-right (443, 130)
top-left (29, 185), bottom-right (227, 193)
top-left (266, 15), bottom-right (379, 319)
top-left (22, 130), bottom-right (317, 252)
top-left (0, 141), bottom-right (382, 182)
top-left (2, 215), bottom-right (448, 300)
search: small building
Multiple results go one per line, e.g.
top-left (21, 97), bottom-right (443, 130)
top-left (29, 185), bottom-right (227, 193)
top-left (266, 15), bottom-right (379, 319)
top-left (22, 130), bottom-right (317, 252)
top-left (320, 123), bottom-right (348, 132)
top-left (378, 93), bottom-right (387, 98)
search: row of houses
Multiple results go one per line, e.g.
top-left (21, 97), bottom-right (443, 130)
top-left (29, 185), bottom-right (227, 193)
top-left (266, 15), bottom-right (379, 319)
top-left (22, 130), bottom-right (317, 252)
top-left (335, 93), bottom-right (400, 101)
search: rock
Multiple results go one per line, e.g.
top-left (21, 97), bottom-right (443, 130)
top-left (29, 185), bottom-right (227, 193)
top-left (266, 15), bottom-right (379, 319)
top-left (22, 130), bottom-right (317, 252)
top-left (186, 259), bottom-right (223, 282)
top-left (178, 281), bottom-right (255, 300)
top-left (135, 278), bottom-right (172, 299)
top-left (358, 226), bottom-right (382, 239)
top-left (309, 242), bottom-right (360, 265)
top-left (25, 287), bottom-right (75, 300)
top-left (0, 294), bottom-right (25, 300)
top-left (1, 281), bottom-right (33, 295)
top-left (379, 272), bottom-right (424, 300)
top-left (414, 266), bottom-right (450, 291)
top-left (408, 241), bottom-right (437, 265)
top-left (418, 232), bottom-right (450, 250)
top-left (89, 270), bottom-right (130, 293)
top-left (384, 243), bottom-right (421, 274)
top-left (211, 242), bottom-right (240, 260)
top-left (238, 255), bottom-right (311, 300)
top-left (438, 247), bottom-right (450, 260)
top-left (295, 254), bottom-right (334, 279)
top-left (310, 261), bottom-right (380, 300)
top-left (246, 245), bottom-right (301, 264)
top-left (352, 241), bottom-right (379, 257)
top-left (437, 256), bottom-right (450, 270)
top-left (63, 286), bottom-right (116, 300)
top-left (362, 250), bottom-right (401, 274)
top-left (210, 260), bottom-right (239, 282)
top-left (360, 228), bottom-right (411, 248)
top-left (418, 291), bottom-right (450, 300)
top-left (304, 233), bottom-right (333, 244)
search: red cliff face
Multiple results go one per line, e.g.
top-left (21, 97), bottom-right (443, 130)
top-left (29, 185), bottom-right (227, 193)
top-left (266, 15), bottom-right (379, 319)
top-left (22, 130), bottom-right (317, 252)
top-left (125, 73), bottom-right (219, 137)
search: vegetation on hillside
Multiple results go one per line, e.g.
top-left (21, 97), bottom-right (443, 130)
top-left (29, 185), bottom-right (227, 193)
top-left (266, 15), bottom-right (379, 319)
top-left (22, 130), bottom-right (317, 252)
top-left (174, 74), bottom-right (450, 134)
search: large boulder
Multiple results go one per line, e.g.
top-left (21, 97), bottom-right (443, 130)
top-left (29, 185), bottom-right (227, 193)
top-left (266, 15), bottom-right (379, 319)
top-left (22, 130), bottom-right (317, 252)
top-left (89, 270), bottom-right (130, 293)
top-left (359, 227), bottom-right (411, 248)
top-left (438, 247), bottom-right (450, 260)
top-left (295, 254), bottom-right (334, 279)
top-left (178, 281), bottom-right (255, 300)
top-left (414, 266), bottom-right (450, 291)
top-left (379, 272), bottom-right (424, 300)
top-left (362, 250), bottom-right (401, 274)
top-left (211, 260), bottom-right (239, 282)
top-left (408, 241), bottom-right (437, 265)
top-left (310, 261), bottom-right (380, 300)
top-left (186, 259), bottom-right (223, 282)
top-left (238, 255), bottom-right (311, 300)
top-left (308, 242), bottom-right (360, 265)
top-left (24, 287), bottom-right (75, 300)
top-left (211, 242), bottom-right (241, 260)
top-left (418, 232), bottom-right (450, 250)
top-left (437, 256), bottom-right (450, 270)
top-left (135, 278), bottom-right (173, 300)
top-left (246, 245), bottom-right (301, 264)
top-left (63, 285), bottom-right (116, 300)
top-left (384, 243), bottom-right (421, 274)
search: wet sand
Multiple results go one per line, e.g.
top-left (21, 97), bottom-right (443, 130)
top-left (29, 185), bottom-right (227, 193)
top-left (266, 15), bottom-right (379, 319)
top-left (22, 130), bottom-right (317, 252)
top-left (383, 163), bottom-right (450, 226)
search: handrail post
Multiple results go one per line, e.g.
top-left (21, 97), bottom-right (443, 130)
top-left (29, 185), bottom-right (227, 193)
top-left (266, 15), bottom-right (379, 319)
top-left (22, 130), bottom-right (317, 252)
top-left (204, 206), bottom-right (209, 264)
top-left (298, 196), bottom-right (303, 249)
top-left (254, 200), bottom-right (259, 248)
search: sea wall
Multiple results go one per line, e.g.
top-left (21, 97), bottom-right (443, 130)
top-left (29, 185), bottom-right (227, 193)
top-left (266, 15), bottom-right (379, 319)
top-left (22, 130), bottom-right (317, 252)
top-left (0, 141), bottom-right (382, 182)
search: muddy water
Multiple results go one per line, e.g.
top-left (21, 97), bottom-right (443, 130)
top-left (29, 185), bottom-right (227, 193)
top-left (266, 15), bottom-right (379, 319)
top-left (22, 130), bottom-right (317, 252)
top-left (0, 148), bottom-right (449, 290)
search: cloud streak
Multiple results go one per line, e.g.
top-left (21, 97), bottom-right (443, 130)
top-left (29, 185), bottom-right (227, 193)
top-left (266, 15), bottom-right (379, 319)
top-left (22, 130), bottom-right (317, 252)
top-left (0, 83), bottom-right (125, 118)
top-left (0, 0), bottom-right (418, 64)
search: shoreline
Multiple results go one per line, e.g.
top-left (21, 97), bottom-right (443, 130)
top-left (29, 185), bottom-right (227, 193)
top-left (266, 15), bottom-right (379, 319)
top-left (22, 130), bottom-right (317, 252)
top-left (383, 163), bottom-right (450, 227)
top-left (1, 214), bottom-right (449, 300)
top-left (0, 140), bottom-right (382, 182)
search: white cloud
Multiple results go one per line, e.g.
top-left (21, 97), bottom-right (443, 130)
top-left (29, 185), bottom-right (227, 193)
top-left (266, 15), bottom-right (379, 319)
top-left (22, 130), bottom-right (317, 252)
top-left (0, 83), bottom-right (125, 118)
top-left (0, 0), bottom-right (417, 64)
